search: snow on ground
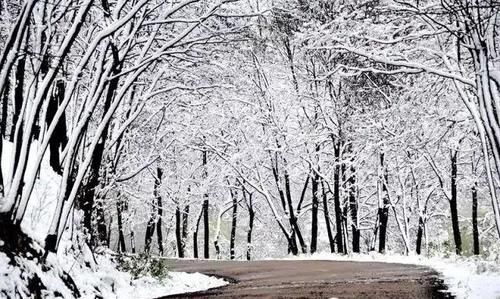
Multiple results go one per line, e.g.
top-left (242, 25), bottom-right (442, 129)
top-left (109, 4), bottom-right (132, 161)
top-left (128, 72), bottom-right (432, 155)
top-left (0, 246), bottom-right (227, 299)
top-left (280, 252), bottom-right (500, 299)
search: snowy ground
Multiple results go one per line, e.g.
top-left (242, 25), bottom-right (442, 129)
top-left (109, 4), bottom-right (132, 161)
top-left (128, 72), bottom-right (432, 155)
top-left (0, 247), bottom-right (227, 299)
top-left (280, 252), bottom-right (500, 299)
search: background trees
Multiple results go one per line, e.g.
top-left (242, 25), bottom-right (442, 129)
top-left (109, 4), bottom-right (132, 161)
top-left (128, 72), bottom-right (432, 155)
top-left (1, 0), bottom-right (498, 262)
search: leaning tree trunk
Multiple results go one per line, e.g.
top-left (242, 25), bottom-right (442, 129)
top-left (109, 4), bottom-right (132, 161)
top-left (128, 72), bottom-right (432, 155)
top-left (450, 150), bottom-right (462, 255)
top-left (284, 171), bottom-right (305, 254)
top-left (321, 181), bottom-right (335, 253)
top-left (378, 152), bottom-right (390, 254)
top-left (472, 182), bottom-right (480, 255)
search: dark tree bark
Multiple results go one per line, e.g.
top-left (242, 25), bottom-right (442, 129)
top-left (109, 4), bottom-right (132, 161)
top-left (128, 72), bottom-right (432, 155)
top-left (116, 196), bottom-right (126, 253)
top-left (416, 216), bottom-right (424, 255)
top-left (80, 44), bottom-right (120, 246)
top-left (271, 161), bottom-right (301, 254)
top-left (202, 150), bottom-right (210, 259)
top-left (182, 204), bottom-right (190, 255)
top-left (321, 181), bottom-right (335, 253)
top-left (348, 165), bottom-right (360, 253)
top-left (45, 80), bottom-right (68, 175)
top-left (472, 182), bottom-right (480, 255)
top-left (378, 152), bottom-right (389, 254)
top-left (450, 150), bottom-right (462, 255)
top-left (229, 187), bottom-right (238, 260)
top-left (175, 205), bottom-right (184, 258)
top-left (245, 192), bottom-right (254, 261)
top-left (310, 171), bottom-right (319, 254)
top-left (0, 76), bottom-right (8, 198)
top-left (284, 171), bottom-right (306, 254)
top-left (333, 143), bottom-right (344, 253)
top-left (193, 206), bottom-right (204, 258)
top-left (130, 230), bottom-right (136, 254)
top-left (155, 168), bottom-right (164, 255)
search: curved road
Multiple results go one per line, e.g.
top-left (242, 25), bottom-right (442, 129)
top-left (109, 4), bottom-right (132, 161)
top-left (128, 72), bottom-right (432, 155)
top-left (160, 259), bottom-right (452, 298)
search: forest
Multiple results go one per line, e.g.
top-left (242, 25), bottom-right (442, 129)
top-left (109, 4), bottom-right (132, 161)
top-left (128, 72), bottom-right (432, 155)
top-left (0, 0), bottom-right (499, 298)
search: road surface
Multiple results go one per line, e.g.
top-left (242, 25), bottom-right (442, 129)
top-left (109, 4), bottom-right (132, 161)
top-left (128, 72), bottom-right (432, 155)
top-left (159, 259), bottom-right (452, 298)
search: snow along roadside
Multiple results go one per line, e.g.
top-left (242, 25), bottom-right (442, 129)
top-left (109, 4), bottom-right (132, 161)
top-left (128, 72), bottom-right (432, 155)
top-left (278, 252), bottom-right (500, 299)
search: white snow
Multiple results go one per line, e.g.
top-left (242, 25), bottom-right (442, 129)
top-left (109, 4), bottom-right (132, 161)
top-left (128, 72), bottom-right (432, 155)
top-left (0, 246), bottom-right (227, 299)
top-left (280, 252), bottom-right (500, 299)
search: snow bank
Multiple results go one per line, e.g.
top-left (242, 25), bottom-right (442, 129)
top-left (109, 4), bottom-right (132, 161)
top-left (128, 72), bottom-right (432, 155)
top-left (280, 252), bottom-right (500, 299)
top-left (0, 246), bottom-right (227, 299)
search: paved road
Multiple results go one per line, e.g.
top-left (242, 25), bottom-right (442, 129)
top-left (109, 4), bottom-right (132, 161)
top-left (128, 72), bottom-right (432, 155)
top-left (159, 259), bottom-right (452, 299)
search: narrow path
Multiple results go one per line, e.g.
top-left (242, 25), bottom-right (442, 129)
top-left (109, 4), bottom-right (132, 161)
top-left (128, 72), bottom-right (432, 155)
top-left (159, 259), bottom-right (452, 298)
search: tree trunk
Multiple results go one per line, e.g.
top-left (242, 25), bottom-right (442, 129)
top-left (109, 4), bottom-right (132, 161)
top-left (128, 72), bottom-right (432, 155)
top-left (182, 204), bottom-right (189, 256)
top-left (333, 143), bottom-right (344, 253)
top-left (378, 152), bottom-right (389, 254)
top-left (116, 196), bottom-right (126, 253)
top-left (450, 150), bottom-right (462, 255)
top-left (130, 230), bottom-right (136, 254)
top-left (284, 171), bottom-right (304, 254)
top-left (175, 205), bottom-right (184, 258)
top-left (310, 172), bottom-right (319, 254)
top-left (416, 216), bottom-right (424, 255)
top-left (193, 206), bottom-right (204, 258)
top-left (246, 192), bottom-right (254, 261)
top-left (472, 182), bottom-right (480, 255)
top-left (80, 45), bottom-right (119, 246)
top-left (155, 168), bottom-right (163, 256)
top-left (321, 181), bottom-right (335, 253)
top-left (45, 80), bottom-right (68, 175)
top-left (349, 165), bottom-right (360, 253)
top-left (230, 188), bottom-right (238, 260)
top-left (203, 150), bottom-right (210, 259)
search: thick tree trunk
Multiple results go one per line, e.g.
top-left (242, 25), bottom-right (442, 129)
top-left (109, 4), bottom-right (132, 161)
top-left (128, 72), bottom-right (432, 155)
top-left (45, 80), bottom-right (68, 175)
top-left (472, 182), bottom-right (480, 255)
top-left (230, 188), bottom-right (238, 260)
top-left (348, 165), bottom-right (360, 253)
top-left (378, 152), bottom-right (389, 254)
top-left (416, 216), bottom-right (424, 255)
top-left (310, 172), bottom-right (319, 254)
top-left (450, 150), bottom-right (462, 255)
